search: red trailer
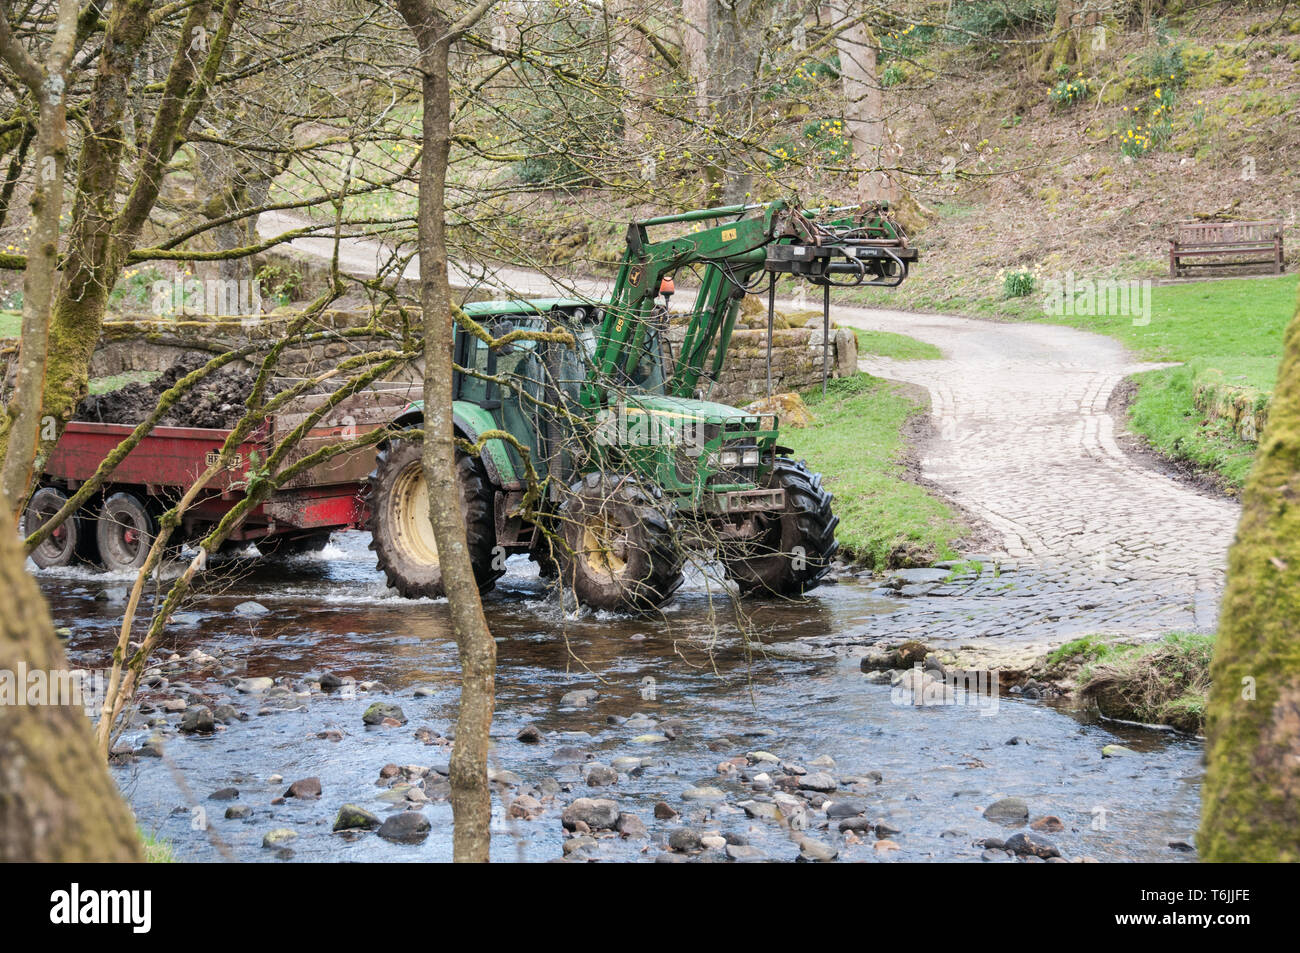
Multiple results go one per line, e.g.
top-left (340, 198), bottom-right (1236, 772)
top-left (25, 384), bottom-right (419, 572)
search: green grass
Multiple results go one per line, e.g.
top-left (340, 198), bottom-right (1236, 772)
top-left (88, 370), bottom-right (160, 395)
top-left (852, 327), bottom-right (942, 360)
top-left (1055, 631), bottom-right (1214, 733)
top-left (0, 308), bottom-right (19, 338)
top-left (783, 373), bottom-right (967, 568)
top-left (1035, 274), bottom-right (1297, 390)
top-left (139, 827), bottom-right (176, 863)
top-left (1128, 364), bottom-right (1260, 486)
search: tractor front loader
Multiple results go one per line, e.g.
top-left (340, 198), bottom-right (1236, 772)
top-left (366, 199), bottom-right (916, 612)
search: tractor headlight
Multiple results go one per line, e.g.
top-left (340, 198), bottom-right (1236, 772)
top-left (742, 448), bottom-right (761, 467)
top-left (719, 449), bottom-right (743, 468)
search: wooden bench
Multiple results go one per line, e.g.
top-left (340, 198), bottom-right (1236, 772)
top-left (1169, 220), bottom-right (1284, 277)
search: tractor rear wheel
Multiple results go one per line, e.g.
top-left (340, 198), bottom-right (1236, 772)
top-left (365, 439), bottom-right (502, 599)
top-left (22, 487), bottom-right (93, 569)
top-left (558, 472), bottom-right (683, 613)
top-left (722, 457), bottom-right (838, 597)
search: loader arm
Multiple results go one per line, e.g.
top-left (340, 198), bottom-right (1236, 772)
top-left (582, 198), bottom-right (916, 408)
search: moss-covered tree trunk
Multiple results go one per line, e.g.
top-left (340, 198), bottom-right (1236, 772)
top-left (1200, 285), bottom-right (1300, 862)
top-left (0, 501), bottom-right (143, 861)
top-left (1038, 0), bottom-right (1079, 80)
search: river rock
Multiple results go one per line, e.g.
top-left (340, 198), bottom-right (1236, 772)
top-left (262, 828), bottom-right (297, 848)
top-left (825, 798), bottom-right (867, 819)
top-left (797, 772), bottom-right (836, 792)
top-left (378, 810), bottom-right (431, 844)
top-left (235, 676), bottom-right (274, 694)
top-left (319, 671), bottom-right (343, 691)
top-left (1004, 831), bottom-right (1061, 858)
top-left (559, 688), bottom-right (598, 707)
top-left (682, 786), bottom-right (726, 802)
top-left (225, 805), bottom-right (251, 820)
top-left (561, 797), bottom-right (619, 831)
top-left (1102, 744), bottom-right (1138, 758)
top-left (585, 763), bottom-right (618, 787)
top-left (233, 601), bottom-right (269, 617)
top-left (362, 702), bottom-right (406, 726)
top-left (615, 812), bottom-right (647, 839)
top-left (631, 734), bottom-right (669, 745)
top-left (1030, 815), bottom-right (1065, 833)
top-left (726, 843), bottom-right (766, 862)
top-left (508, 794), bottom-right (544, 820)
top-left (283, 777), bottom-right (321, 799)
top-left (516, 724), bottom-right (542, 743)
top-left (983, 796), bottom-right (1030, 824)
top-left (669, 828), bottom-right (702, 852)
top-left (797, 837), bottom-right (838, 862)
top-left (333, 804), bottom-right (381, 831)
top-left (208, 787), bottom-right (239, 801)
top-left (654, 801), bottom-right (678, 820)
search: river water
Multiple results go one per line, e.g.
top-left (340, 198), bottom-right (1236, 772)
top-left (40, 532), bottom-right (1203, 863)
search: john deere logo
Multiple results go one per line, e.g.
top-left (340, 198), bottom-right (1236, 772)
top-left (722, 228), bottom-right (737, 241)
top-left (629, 266), bottom-right (643, 285)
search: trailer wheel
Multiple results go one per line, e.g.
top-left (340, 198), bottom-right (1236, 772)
top-left (722, 457), bottom-right (838, 597)
top-left (22, 487), bottom-right (90, 569)
top-left (365, 439), bottom-right (502, 599)
top-left (96, 492), bottom-right (157, 573)
top-left (558, 472), bottom-right (683, 613)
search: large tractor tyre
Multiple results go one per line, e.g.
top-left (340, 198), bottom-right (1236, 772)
top-left (558, 472), bottom-right (684, 613)
top-left (256, 530), bottom-right (333, 558)
top-left (22, 486), bottom-right (95, 569)
top-left (95, 491), bottom-right (158, 573)
top-left (723, 457), bottom-right (839, 597)
top-left (365, 439), bottom-right (502, 599)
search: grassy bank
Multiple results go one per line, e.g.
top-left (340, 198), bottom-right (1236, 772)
top-left (1050, 274), bottom-right (1295, 489)
top-left (783, 372), bottom-right (967, 569)
top-left (1045, 632), bottom-right (1213, 733)
top-left (851, 327), bottom-right (942, 361)
top-left (0, 308), bottom-right (19, 338)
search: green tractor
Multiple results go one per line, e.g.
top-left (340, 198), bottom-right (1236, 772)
top-left (366, 199), bottom-right (915, 612)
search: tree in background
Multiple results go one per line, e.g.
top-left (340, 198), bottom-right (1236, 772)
top-left (1200, 284), bottom-right (1300, 862)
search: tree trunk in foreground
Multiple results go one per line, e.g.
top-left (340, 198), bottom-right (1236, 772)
top-left (396, 0), bottom-right (497, 864)
top-left (1200, 284), bottom-right (1300, 862)
top-left (0, 502), bottom-right (143, 861)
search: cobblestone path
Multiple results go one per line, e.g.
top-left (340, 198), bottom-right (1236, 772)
top-left (829, 306), bottom-right (1240, 655)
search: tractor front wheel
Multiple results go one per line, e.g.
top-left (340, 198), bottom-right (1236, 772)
top-left (722, 457), bottom-right (838, 597)
top-left (558, 472), bottom-right (683, 613)
top-left (365, 439), bottom-right (502, 599)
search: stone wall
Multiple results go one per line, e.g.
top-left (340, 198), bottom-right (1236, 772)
top-left (665, 322), bottom-right (857, 405)
top-left (1192, 368), bottom-right (1270, 443)
top-left (80, 306), bottom-right (856, 406)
